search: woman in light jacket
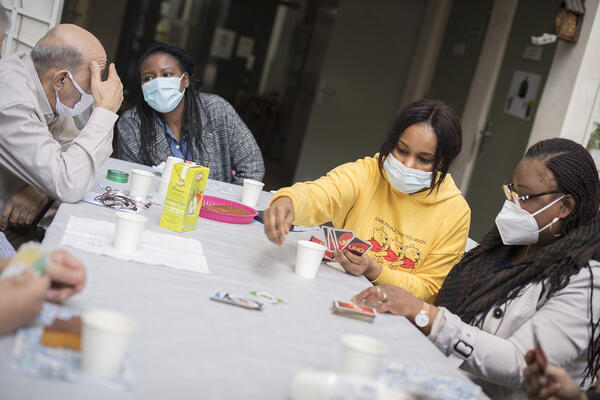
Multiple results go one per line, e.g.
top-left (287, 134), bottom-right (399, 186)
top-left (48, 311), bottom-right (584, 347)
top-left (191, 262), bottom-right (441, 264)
top-left (352, 138), bottom-right (600, 399)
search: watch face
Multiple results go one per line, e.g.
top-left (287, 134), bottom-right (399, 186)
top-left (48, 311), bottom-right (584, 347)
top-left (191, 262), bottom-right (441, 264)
top-left (415, 312), bottom-right (429, 328)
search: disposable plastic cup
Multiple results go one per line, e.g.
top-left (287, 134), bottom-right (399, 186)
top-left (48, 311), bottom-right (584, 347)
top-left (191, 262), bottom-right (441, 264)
top-left (129, 169), bottom-right (155, 201)
top-left (295, 240), bottom-right (326, 279)
top-left (241, 179), bottom-right (265, 208)
top-left (340, 334), bottom-right (389, 378)
top-left (290, 367), bottom-right (338, 400)
top-left (162, 156), bottom-right (184, 181)
top-left (81, 309), bottom-right (136, 380)
top-left (113, 212), bottom-right (147, 252)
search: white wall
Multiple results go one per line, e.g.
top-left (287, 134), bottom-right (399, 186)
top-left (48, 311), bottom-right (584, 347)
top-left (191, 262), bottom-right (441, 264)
top-left (527, 0), bottom-right (600, 149)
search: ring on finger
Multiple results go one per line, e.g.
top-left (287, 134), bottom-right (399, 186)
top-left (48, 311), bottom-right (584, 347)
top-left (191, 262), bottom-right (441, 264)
top-left (382, 291), bottom-right (388, 302)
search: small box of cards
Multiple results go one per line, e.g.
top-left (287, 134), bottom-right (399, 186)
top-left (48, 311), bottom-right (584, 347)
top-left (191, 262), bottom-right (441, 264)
top-left (331, 300), bottom-right (376, 323)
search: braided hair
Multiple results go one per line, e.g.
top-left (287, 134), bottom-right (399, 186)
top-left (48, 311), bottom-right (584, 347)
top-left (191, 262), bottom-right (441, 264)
top-left (525, 138), bottom-right (600, 383)
top-left (525, 139), bottom-right (600, 233)
top-left (136, 43), bottom-right (203, 165)
top-left (435, 138), bottom-right (600, 385)
top-left (377, 99), bottom-right (462, 193)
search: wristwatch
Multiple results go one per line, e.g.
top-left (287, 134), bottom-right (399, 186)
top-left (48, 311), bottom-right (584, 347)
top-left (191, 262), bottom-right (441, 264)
top-left (414, 302), bottom-right (431, 328)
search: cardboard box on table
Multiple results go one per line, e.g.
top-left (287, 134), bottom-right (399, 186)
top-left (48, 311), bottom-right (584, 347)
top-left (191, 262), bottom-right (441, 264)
top-left (160, 163), bottom-right (210, 232)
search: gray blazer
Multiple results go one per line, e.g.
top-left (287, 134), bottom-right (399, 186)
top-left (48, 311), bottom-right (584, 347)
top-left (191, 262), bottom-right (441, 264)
top-left (116, 93), bottom-right (264, 185)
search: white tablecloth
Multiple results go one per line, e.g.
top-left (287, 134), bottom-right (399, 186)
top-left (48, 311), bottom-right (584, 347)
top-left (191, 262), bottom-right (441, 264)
top-left (0, 158), bottom-right (475, 399)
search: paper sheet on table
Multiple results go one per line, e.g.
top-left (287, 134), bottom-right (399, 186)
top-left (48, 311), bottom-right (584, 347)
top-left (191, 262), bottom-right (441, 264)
top-left (59, 216), bottom-right (210, 273)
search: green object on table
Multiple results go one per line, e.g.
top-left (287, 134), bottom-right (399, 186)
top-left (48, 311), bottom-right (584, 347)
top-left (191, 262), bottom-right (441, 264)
top-left (106, 169), bottom-right (129, 183)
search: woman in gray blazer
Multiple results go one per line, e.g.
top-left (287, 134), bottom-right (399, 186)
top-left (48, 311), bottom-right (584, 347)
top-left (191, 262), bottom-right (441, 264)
top-left (116, 43), bottom-right (264, 185)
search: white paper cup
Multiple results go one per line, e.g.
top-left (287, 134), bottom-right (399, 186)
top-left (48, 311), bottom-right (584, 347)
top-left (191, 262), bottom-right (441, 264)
top-left (162, 156), bottom-right (183, 181)
top-left (290, 368), bottom-right (338, 400)
top-left (241, 178), bottom-right (265, 208)
top-left (340, 334), bottom-right (389, 378)
top-left (295, 240), bottom-right (326, 279)
top-left (113, 212), bottom-right (147, 252)
top-left (129, 169), bottom-right (155, 201)
top-left (81, 309), bottom-right (136, 379)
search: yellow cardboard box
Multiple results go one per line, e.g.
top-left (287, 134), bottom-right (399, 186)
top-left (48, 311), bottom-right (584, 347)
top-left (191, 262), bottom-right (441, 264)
top-left (159, 163), bottom-right (210, 232)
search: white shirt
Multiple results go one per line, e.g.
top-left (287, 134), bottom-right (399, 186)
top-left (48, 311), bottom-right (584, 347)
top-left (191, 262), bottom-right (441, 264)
top-left (0, 53), bottom-right (118, 209)
top-left (429, 260), bottom-right (600, 399)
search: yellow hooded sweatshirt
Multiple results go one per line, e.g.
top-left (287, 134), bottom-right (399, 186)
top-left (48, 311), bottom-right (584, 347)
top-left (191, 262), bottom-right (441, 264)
top-left (272, 155), bottom-right (470, 302)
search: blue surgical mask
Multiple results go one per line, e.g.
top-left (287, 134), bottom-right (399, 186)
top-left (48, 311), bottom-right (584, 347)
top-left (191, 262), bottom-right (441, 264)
top-left (142, 74), bottom-right (186, 113)
top-left (55, 71), bottom-right (94, 117)
top-left (383, 153), bottom-right (433, 194)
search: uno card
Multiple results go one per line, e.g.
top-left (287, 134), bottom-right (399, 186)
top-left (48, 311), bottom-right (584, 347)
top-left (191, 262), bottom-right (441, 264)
top-left (321, 226), bottom-right (336, 251)
top-left (210, 291), bottom-right (263, 310)
top-left (333, 228), bottom-right (354, 250)
top-left (249, 290), bottom-right (284, 304)
top-left (331, 300), bottom-right (376, 323)
top-left (310, 236), bottom-right (334, 261)
top-left (344, 236), bottom-right (373, 256)
top-left (533, 324), bottom-right (547, 373)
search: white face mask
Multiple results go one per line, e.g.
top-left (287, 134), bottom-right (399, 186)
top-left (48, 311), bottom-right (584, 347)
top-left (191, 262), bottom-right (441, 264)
top-left (383, 153), bottom-right (433, 194)
top-left (142, 74), bottom-right (186, 113)
top-left (495, 195), bottom-right (565, 245)
top-left (55, 71), bottom-right (94, 117)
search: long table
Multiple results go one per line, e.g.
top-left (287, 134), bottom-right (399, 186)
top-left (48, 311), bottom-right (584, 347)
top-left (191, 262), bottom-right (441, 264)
top-left (0, 158), bottom-right (474, 399)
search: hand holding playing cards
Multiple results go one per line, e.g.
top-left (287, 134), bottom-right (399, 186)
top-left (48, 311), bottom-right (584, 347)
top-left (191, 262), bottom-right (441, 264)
top-left (45, 250), bottom-right (86, 302)
top-left (524, 352), bottom-right (585, 400)
top-left (264, 197), bottom-right (295, 245)
top-left (334, 249), bottom-right (382, 280)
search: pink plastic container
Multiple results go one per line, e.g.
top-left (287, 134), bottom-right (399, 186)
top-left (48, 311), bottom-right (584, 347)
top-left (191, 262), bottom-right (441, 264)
top-left (199, 195), bottom-right (258, 224)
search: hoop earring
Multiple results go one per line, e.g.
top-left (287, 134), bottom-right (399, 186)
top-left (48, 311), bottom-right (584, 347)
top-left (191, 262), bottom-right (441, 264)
top-left (550, 217), bottom-right (563, 238)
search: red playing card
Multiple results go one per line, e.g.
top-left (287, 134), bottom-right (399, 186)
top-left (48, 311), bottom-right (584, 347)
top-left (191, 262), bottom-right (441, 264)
top-left (345, 236), bottom-right (373, 256)
top-left (310, 236), bottom-right (334, 261)
top-left (333, 229), bottom-right (354, 250)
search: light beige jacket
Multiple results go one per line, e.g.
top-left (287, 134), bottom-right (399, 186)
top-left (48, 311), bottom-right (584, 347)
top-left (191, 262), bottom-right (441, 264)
top-left (430, 260), bottom-right (600, 399)
top-left (0, 53), bottom-right (117, 209)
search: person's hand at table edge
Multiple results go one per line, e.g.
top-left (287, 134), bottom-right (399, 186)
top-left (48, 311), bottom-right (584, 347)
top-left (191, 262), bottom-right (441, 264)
top-left (45, 250), bottom-right (86, 302)
top-left (351, 284), bottom-right (439, 335)
top-left (0, 268), bottom-right (49, 334)
top-left (264, 196), bottom-right (295, 246)
top-left (0, 185), bottom-right (50, 230)
top-left (334, 249), bottom-right (382, 280)
top-left (524, 350), bottom-right (589, 400)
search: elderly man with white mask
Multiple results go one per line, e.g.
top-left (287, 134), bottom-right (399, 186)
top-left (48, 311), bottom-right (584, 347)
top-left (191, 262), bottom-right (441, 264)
top-left (0, 23), bottom-right (123, 248)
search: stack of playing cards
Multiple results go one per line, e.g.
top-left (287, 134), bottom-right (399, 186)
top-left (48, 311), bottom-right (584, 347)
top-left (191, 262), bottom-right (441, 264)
top-left (309, 227), bottom-right (373, 261)
top-left (331, 300), bottom-right (376, 323)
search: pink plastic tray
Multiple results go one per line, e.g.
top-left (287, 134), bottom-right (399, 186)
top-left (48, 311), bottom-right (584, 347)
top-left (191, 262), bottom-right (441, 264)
top-left (199, 195), bottom-right (258, 224)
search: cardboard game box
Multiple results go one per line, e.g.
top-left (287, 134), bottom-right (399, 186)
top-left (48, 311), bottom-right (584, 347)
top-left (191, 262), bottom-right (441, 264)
top-left (160, 163), bottom-right (210, 232)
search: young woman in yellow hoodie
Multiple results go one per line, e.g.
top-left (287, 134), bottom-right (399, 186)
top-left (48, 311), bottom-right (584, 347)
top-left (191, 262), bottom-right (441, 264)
top-left (264, 99), bottom-right (471, 302)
